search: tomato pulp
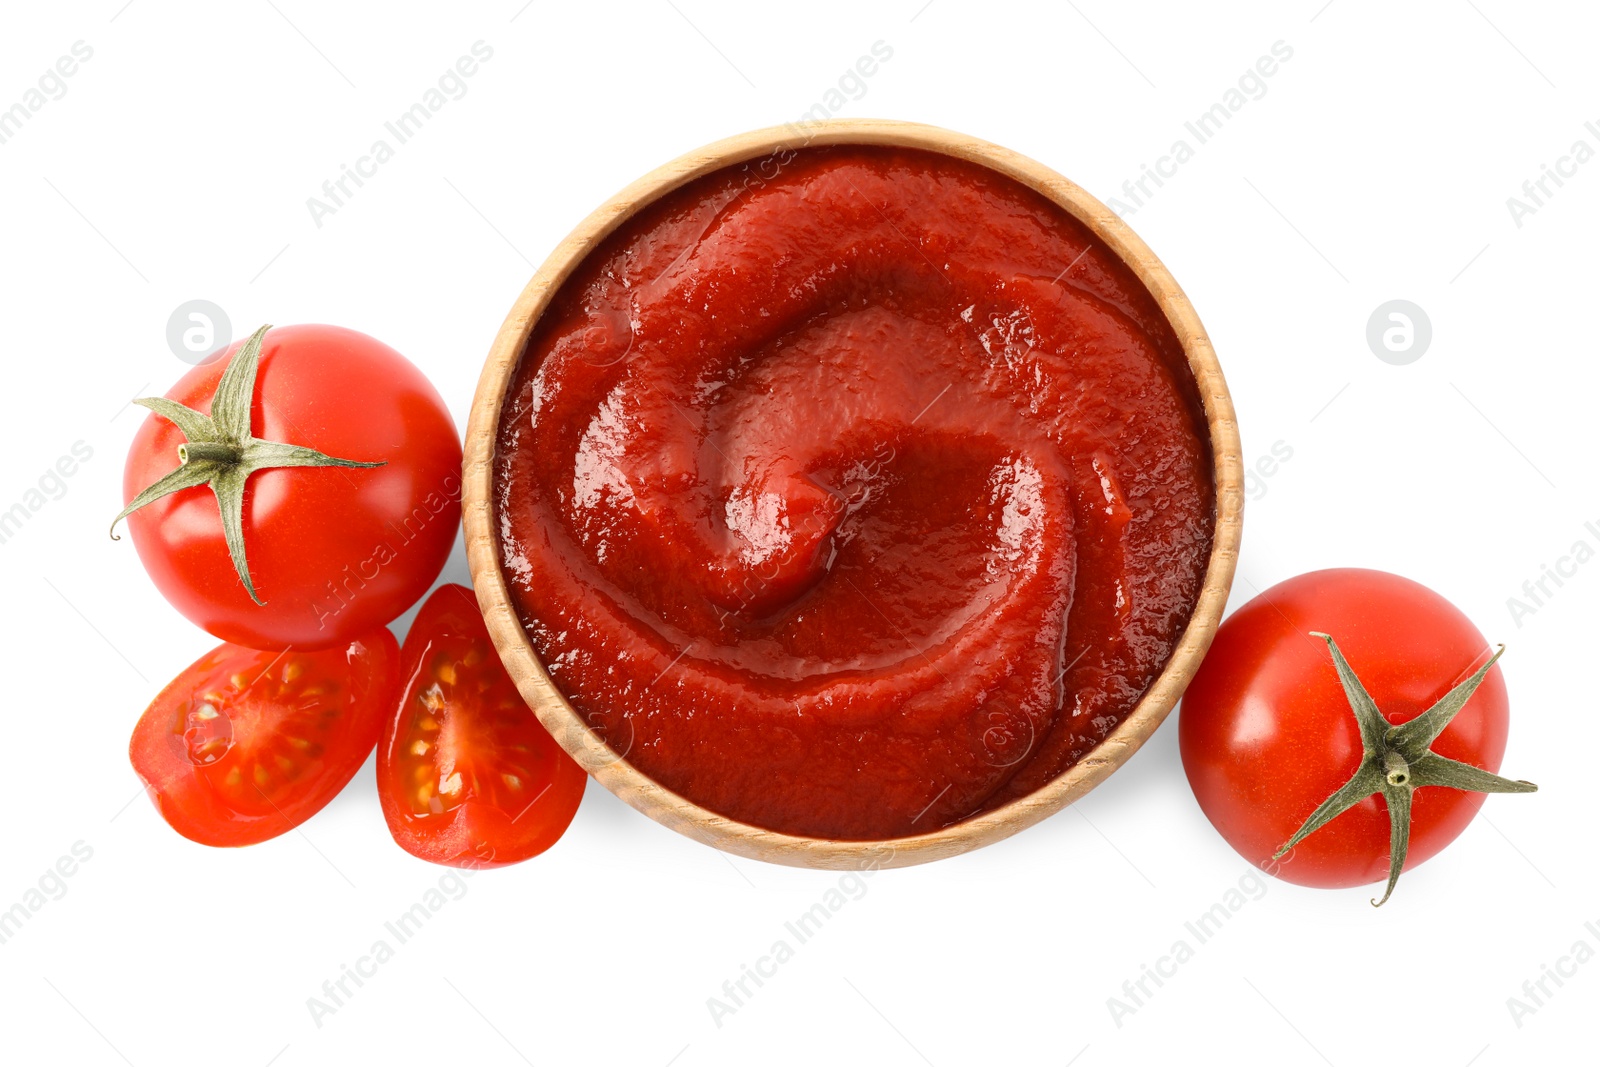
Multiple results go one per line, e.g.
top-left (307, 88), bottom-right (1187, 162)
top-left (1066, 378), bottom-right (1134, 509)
top-left (494, 146), bottom-right (1215, 838)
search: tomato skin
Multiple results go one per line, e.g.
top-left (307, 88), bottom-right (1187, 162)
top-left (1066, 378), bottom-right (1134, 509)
top-left (122, 325), bottom-right (462, 650)
top-left (1179, 569), bottom-right (1510, 889)
top-left (378, 585), bottom-right (586, 868)
top-left (131, 630), bottom-right (401, 847)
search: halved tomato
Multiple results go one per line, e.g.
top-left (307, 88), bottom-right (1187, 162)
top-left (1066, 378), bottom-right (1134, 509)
top-left (131, 631), bottom-right (400, 846)
top-left (378, 584), bottom-right (586, 867)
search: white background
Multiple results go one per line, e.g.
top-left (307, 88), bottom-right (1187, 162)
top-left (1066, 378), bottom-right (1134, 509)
top-left (1, 1), bottom-right (1594, 1064)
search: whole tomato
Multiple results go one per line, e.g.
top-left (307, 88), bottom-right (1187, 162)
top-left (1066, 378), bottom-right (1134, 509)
top-left (119, 324), bottom-right (461, 650)
top-left (1179, 569), bottom-right (1534, 902)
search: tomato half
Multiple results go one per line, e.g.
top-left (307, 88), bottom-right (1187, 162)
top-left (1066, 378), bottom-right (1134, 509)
top-left (378, 585), bottom-right (586, 867)
top-left (131, 631), bottom-right (400, 846)
top-left (121, 324), bottom-right (461, 650)
top-left (1179, 569), bottom-right (1514, 890)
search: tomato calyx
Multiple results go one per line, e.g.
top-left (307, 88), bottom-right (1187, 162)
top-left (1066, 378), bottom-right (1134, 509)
top-left (1274, 633), bottom-right (1537, 906)
top-left (110, 324), bottom-right (385, 605)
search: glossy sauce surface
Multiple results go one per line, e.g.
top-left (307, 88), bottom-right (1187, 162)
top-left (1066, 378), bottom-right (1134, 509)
top-left (494, 146), bottom-right (1214, 839)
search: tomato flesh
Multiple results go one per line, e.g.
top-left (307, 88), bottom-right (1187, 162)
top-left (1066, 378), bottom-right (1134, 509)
top-left (378, 585), bottom-right (585, 867)
top-left (131, 631), bottom-right (400, 846)
top-left (1179, 569), bottom-right (1510, 889)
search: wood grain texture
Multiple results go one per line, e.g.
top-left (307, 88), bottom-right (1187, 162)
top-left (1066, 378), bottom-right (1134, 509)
top-left (463, 119), bottom-right (1244, 869)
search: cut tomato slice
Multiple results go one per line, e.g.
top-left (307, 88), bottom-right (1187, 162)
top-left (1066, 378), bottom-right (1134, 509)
top-left (131, 631), bottom-right (400, 846)
top-left (378, 585), bottom-right (586, 867)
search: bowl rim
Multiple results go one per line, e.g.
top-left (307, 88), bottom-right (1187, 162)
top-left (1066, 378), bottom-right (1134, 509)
top-left (462, 118), bottom-right (1243, 870)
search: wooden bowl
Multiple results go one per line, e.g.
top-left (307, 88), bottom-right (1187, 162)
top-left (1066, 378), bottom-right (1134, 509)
top-left (463, 119), bottom-right (1243, 870)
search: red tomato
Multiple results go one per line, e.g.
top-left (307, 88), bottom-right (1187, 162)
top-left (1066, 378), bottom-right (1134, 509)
top-left (121, 324), bottom-right (461, 650)
top-left (131, 631), bottom-right (401, 846)
top-left (1179, 569), bottom-right (1514, 890)
top-left (378, 585), bottom-right (585, 867)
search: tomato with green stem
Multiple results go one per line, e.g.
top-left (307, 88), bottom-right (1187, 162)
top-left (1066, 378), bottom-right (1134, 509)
top-left (378, 585), bottom-right (586, 868)
top-left (131, 630), bottom-right (401, 846)
top-left (1179, 569), bottom-right (1536, 905)
top-left (114, 324), bottom-right (462, 651)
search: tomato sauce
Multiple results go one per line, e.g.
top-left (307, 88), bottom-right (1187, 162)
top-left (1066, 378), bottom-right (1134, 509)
top-left (493, 146), bottom-right (1213, 839)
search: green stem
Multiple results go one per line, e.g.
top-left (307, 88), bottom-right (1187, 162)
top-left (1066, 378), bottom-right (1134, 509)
top-left (179, 441), bottom-right (241, 465)
top-left (110, 324), bottom-right (386, 605)
top-left (1277, 633), bottom-right (1537, 906)
top-left (1383, 749), bottom-right (1411, 788)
